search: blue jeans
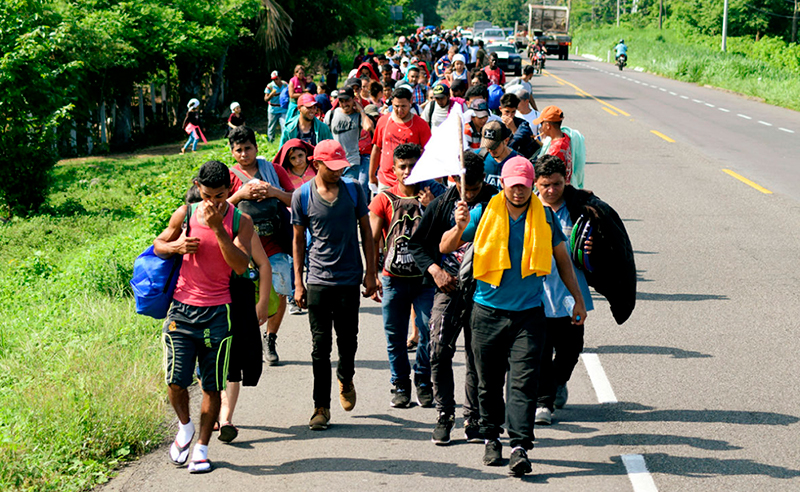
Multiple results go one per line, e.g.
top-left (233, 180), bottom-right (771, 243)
top-left (183, 131), bottom-right (199, 151)
top-left (380, 275), bottom-right (434, 385)
top-left (268, 108), bottom-right (286, 141)
top-left (343, 154), bottom-right (371, 201)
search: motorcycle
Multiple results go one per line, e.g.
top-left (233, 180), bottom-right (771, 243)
top-left (616, 53), bottom-right (627, 71)
top-left (532, 51), bottom-right (546, 74)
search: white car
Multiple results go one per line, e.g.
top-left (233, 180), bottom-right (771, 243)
top-left (479, 28), bottom-right (507, 46)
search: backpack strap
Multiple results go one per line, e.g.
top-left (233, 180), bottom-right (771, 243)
top-left (300, 180), bottom-right (312, 217)
top-left (477, 148), bottom-right (489, 161)
top-left (231, 205), bottom-right (241, 240)
top-left (341, 177), bottom-right (359, 206)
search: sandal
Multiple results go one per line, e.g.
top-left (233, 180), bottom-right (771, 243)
top-left (168, 430), bottom-right (194, 466)
top-left (218, 422), bottom-right (239, 443)
top-left (188, 458), bottom-right (213, 474)
top-left (407, 339), bottom-right (418, 351)
top-left (213, 421), bottom-right (220, 432)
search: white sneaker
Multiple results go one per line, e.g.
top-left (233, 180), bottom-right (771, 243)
top-left (534, 407), bottom-right (553, 425)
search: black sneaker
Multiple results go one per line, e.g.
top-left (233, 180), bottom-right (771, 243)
top-left (464, 420), bottom-right (483, 443)
top-left (508, 447), bottom-right (532, 476)
top-left (265, 333), bottom-right (280, 366)
top-left (390, 382), bottom-right (411, 408)
top-left (483, 439), bottom-right (503, 466)
top-left (431, 413), bottom-right (455, 445)
top-left (414, 375), bottom-right (434, 408)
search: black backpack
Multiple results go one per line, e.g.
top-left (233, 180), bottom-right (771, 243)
top-left (382, 191), bottom-right (424, 277)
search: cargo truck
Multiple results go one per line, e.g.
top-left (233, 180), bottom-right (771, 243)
top-left (527, 4), bottom-right (571, 60)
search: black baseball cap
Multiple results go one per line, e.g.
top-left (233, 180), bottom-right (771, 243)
top-left (337, 87), bottom-right (355, 99)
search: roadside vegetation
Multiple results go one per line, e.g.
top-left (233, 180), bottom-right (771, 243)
top-left (573, 26), bottom-right (800, 112)
top-left (0, 136), bottom-right (279, 491)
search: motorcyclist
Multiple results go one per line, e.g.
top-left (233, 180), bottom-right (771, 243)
top-left (529, 38), bottom-right (547, 69)
top-left (614, 39), bottom-right (627, 61)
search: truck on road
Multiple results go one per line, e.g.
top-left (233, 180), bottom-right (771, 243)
top-left (527, 4), bottom-right (571, 60)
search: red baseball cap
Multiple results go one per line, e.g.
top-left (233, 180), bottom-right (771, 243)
top-left (501, 156), bottom-right (534, 188)
top-left (313, 140), bottom-right (351, 170)
top-left (298, 93), bottom-right (318, 107)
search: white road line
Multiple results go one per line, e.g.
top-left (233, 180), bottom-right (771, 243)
top-left (669, 91), bottom-right (677, 95)
top-left (634, 80), bottom-right (641, 84)
top-left (680, 95), bottom-right (689, 99)
top-left (692, 99), bottom-right (703, 103)
top-left (738, 114), bottom-right (752, 120)
top-left (581, 353), bottom-right (618, 403)
top-left (622, 455), bottom-right (659, 492)
top-left (779, 127), bottom-right (795, 133)
top-left (659, 88), bottom-right (667, 92)
top-left (758, 120), bottom-right (773, 126)
top-left (705, 103), bottom-right (715, 108)
top-left (719, 108), bottom-right (730, 112)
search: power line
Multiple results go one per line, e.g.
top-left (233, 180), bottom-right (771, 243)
top-left (743, 2), bottom-right (796, 17)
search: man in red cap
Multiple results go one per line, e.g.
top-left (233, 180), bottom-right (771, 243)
top-left (533, 105), bottom-right (573, 183)
top-left (440, 155), bottom-right (587, 476)
top-left (291, 140), bottom-right (379, 431)
top-left (279, 93), bottom-right (333, 148)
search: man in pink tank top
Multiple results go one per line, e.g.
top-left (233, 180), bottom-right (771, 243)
top-left (153, 160), bottom-right (254, 474)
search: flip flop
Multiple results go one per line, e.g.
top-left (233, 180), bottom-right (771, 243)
top-left (188, 458), bottom-right (213, 474)
top-left (168, 431), bottom-right (194, 466)
top-left (213, 421), bottom-right (220, 432)
top-left (218, 423), bottom-right (239, 443)
top-left (406, 340), bottom-right (418, 351)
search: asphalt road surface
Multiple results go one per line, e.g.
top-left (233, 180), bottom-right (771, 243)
top-left (101, 55), bottom-right (800, 491)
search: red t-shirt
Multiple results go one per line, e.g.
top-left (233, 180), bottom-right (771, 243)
top-left (483, 66), bottom-right (506, 86)
top-left (368, 184), bottom-right (421, 277)
top-left (229, 163), bottom-right (294, 257)
top-left (372, 114), bottom-right (432, 186)
top-left (547, 134), bottom-right (573, 184)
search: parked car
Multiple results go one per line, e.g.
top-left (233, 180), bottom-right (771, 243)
top-left (486, 43), bottom-right (522, 75)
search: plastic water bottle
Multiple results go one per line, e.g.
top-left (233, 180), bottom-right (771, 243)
top-left (563, 296), bottom-right (580, 321)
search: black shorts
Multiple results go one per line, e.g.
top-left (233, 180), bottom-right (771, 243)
top-left (162, 300), bottom-right (232, 391)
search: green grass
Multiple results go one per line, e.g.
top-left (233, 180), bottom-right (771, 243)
top-left (573, 26), bottom-right (800, 112)
top-left (0, 134), bottom-right (281, 490)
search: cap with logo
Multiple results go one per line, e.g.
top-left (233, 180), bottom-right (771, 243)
top-left (532, 105), bottom-right (564, 125)
top-left (433, 84), bottom-right (450, 99)
top-left (501, 155), bottom-right (535, 188)
top-left (298, 93), bottom-right (318, 107)
top-left (313, 140), bottom-right (351, 171)
top-left (271, 70), bottom-right (279, 80)
top-left (481, 120), bottom-right (511, 150)
top-left (337, 87), bottom-right (355, 99)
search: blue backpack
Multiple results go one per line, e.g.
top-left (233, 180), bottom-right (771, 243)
top-left (487, 84), bottom-right (504, 111)
top-left (278, 84), bottom-right (290, 109)
top-left (131, 204), bottom-right (241, 319)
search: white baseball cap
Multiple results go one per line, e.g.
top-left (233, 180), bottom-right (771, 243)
top-left (230, 102), bottom-right (240, 112)
top-left (271, 70), bottom-right (279, 79)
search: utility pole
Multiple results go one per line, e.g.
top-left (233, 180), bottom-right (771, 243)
top-left (722, 0), bottom-right (729, 51)
top-left (659, 0), bottom-right (663, 29)
top-left (793, 0), bottom-right (798, 43)
top-left (617, 0), bottom-right (620, 27)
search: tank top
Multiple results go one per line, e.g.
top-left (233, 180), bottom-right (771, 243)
top-left (173, 203), bottom-right (235, 307)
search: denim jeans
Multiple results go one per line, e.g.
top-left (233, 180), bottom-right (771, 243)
top-left (343, 154), bottom-right (371, 201)
top-left (307, 284), bottom-right (360, 408)
top-left (182, 132), bottom-right (199, 151)
top-left (380, 275), bottom-right (434, 385)
top-left (471, 303), bottom-right (546, 450)
top-left (267, 108), bottom-right (286, 141)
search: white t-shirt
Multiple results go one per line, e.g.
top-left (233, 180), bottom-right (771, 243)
top-left (517, 108), bottom-right (540, 136)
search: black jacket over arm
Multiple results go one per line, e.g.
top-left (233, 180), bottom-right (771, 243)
top-left (563, 185), bottom-right (637, 325)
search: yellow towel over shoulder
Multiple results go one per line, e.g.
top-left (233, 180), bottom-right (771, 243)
top-left (473, 192), bottom-right (552, 286)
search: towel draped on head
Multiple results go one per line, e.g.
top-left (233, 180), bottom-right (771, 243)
top-left (472, 192), bottom-right (553, 287)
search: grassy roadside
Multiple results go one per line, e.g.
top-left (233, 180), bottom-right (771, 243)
top-left (0, 135), bottom-right (280, 491)
top-left (572, 26), bottom-right (800, 112)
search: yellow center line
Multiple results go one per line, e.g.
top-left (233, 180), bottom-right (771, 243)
top-left (722, 169), bottom-right (773, 194)
top-left (602, 107), bottom-right (618, 116)
top-left (543, 70), bottom-right (631, 116)
top-left (650, 130), bottom-right (675, 143)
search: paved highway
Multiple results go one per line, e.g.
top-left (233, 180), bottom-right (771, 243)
top-left (101, 56), bottom-right (800, 491)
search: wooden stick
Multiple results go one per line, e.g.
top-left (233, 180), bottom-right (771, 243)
top-left (458, 111), bottom-right (466, 201)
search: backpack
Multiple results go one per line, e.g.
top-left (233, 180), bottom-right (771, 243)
top-left (278, 84), bottom-right (290, 109)
top-left (487, 84), bottom-right (504, 111)
top-left (131, 204), bottom-right (241, 319)
top-left (381, 191), bottom-right (424, 277)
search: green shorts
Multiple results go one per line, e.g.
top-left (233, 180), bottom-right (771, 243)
top-left (162, 300), bottom-right (232, 391)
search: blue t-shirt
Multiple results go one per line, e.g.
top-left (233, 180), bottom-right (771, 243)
top-left (475, 148), bottom-right (519, 189)
top-left (462, 201), bottom-right (566, 311)
top-left (542, 202), bottom-right (594, 318)
top-left (614, 43), bottom-right (627, 56)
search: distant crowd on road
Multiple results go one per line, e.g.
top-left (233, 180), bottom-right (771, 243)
top-left (154, 24), bottom-right (636, 477)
